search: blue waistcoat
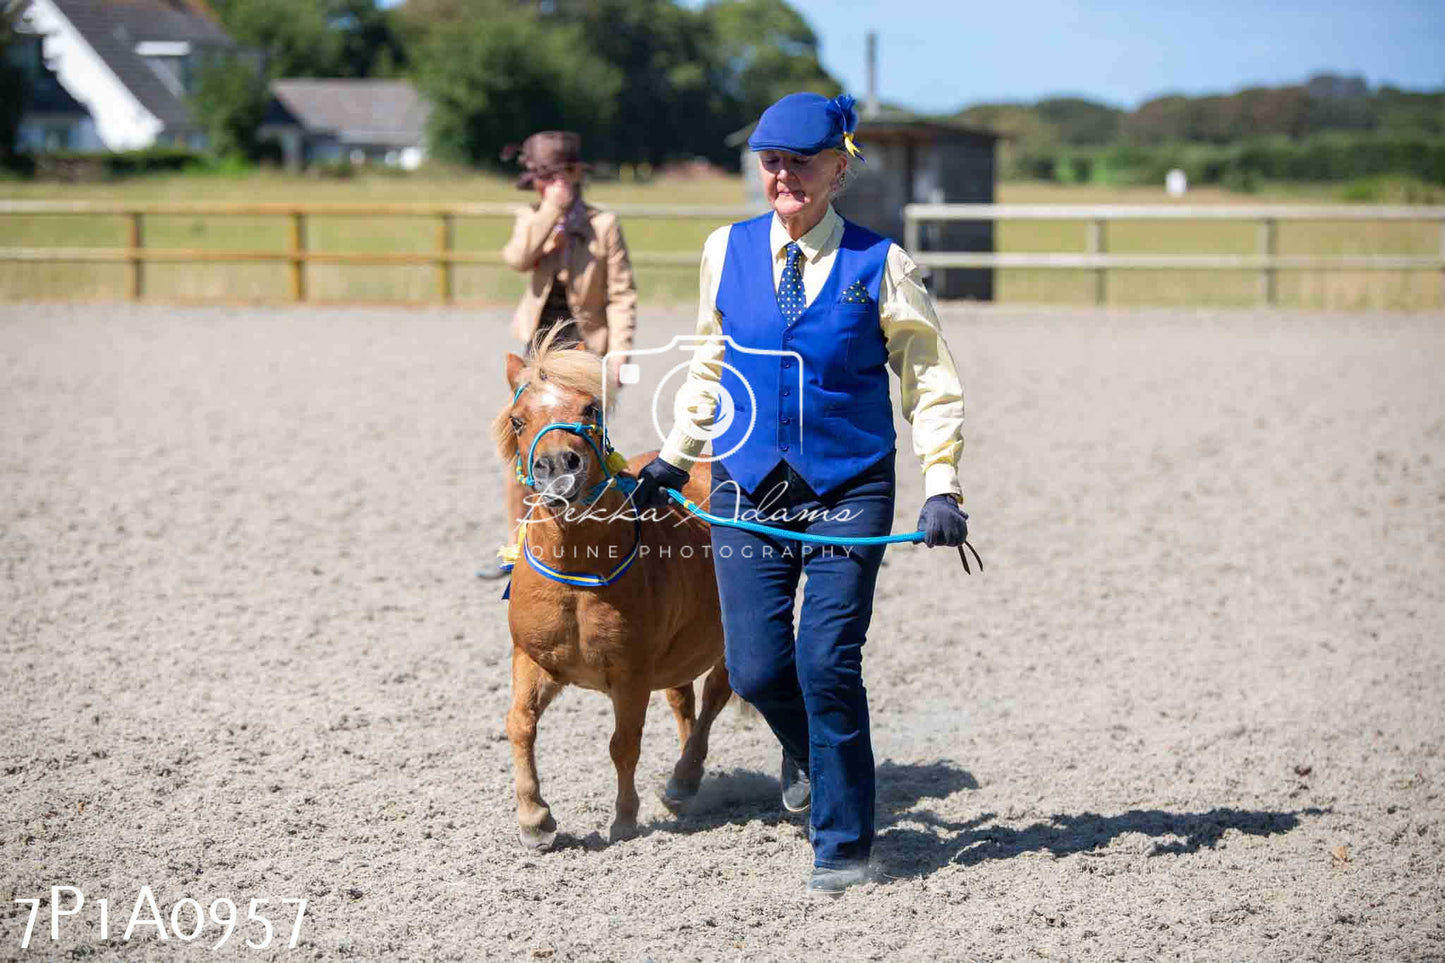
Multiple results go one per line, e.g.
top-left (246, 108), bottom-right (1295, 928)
top-left (712, 213), bottom-right (896, 496)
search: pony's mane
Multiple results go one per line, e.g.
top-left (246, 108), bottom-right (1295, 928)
top-left (491, 323), bottom-right (611, 462)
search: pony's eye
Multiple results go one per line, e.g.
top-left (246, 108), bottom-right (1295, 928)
top-left (582, 403), bottom-right (600, 421)
top-left (510, 417), bottom-right (525, 434)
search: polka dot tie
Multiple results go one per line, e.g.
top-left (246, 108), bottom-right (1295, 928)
top-left (777, 242), bottom-right (805, 324)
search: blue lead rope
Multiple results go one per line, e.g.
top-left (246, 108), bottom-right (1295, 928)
top-left (658, 481), bottom-right (980, 572)
top-left (661, 487), bottom-right (925, 546)
top-left (660, 485), bottom-right (982, 572)
top-left (500, 376), bottom-right (977, 598)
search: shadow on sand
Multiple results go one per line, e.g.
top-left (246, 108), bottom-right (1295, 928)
top-left (646, 757), bottom-right (1326, 882)
top-left (652, 759), bottom-right (979, 838)
top-left (876, 791), bottom-right (1328, 880)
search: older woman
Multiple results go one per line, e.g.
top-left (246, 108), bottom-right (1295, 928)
top-left (476, 131), bottom-right (638, 581)
top-left (630, 93), bottom-right (970, 896)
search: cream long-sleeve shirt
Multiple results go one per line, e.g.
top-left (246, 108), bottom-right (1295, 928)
top-left (660, 205), bottom-right (966, 499)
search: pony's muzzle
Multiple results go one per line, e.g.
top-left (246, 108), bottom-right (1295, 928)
top-left (532, 449), bottom-right (586, 501)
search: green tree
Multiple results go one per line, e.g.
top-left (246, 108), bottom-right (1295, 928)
top-left (211, 0), bottom-right (406, 79)
top-left (211, 0), bottom-right (336, 77)
top-left (954, 102), bottom-right (1062, 179)
top-left (704, 0), bottom-right (839, 126)
top-left (546, 0), bottom-right (728, 165)
top-left (1033, 98), bottom-right (1121, 146)
top-left (1376, 86), bottom-right (1445, 137)
top-left (189, 52), bottom-right (271, 159)
top-left (410, 7), bottom-right (621, 168)
top-left (405, 0), bottom-right (843, 169)
top-left (327, 0), bottom-right (408, 77)
top-left (1122, 94), bottom-right (1194, 144)
top-left (1306, 73), bottom-right (1377, 134)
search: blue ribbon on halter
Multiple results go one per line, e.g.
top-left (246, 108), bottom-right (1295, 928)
top-left (521, 515), bottom-right (643, 587)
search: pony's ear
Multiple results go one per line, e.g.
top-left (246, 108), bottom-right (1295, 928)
top-left (505, 353), bottom-right (526, 391)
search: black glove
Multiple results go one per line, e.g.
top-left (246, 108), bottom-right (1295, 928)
top-left (630, 456), bottom-right (690, 512)
top-left (917, 494), bottom-right (969, 548)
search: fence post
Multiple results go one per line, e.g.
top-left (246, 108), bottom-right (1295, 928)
top-left (436, 212), bottom-right (454, 304)
top-left (1086, 218), bottom-right (1106, 305)
top-left (1258, 218), bottom-right (1277, 306)
top-left (1439, 216), bottom-right (1445, 309)
top-left (903, 207), bottom-right (932, 289)
top-left (289, 211), bottom-right (307, 302)
top-left (128, 211), bottom-right (144, 301)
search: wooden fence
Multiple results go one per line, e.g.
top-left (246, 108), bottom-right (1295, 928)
top-left (3, 200), bottom-right (1444, 305)
top-left (904, 204), bottom-right (1445, 305)
top-left (0, 201), bottom-right (756, 302)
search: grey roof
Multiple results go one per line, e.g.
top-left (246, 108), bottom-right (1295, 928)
top-left (267, 80), bottom-right (431, 147)
top-left (50, 0), bottom-right (236, 130)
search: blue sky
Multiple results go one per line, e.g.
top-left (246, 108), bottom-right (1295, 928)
top-left (785, 0), bottom-right (1445, 112)
top-left (382, 0), bottom-right (1444, 113)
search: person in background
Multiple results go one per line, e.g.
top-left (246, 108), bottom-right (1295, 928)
top-left (629, 93), bottom-right (971, 896)
top-left (475, 131), bottom-right (637, 581)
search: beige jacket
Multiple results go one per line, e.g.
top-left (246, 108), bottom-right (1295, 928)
top-left (502, 198), bottom-right (637, 364)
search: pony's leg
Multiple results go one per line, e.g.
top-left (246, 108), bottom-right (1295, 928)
top-left (607, 683), bottom-right (650, 842)
top-left (506, 646), bottom-right (562, 852)
top-left (664, 684), bottom-right (696, 753)
top-left (661, 658), bottom-right (734, 811)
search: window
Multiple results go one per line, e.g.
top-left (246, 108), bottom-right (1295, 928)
top-left (136, 41), bottom-right (194, 95)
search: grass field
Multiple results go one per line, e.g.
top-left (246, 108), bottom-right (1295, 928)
top-left (1, 170), bottom-right (1441, 308)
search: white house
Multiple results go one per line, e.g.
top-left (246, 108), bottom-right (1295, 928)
top-left (5, 20), bottom-right (100, 152)
top-left (8, 0), bottom-right (240, 152)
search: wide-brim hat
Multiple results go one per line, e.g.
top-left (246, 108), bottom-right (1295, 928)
top-left (504, 131), bottom-right (589, 190)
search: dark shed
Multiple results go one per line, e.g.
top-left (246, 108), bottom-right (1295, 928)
top-left (729, 109), bottom-right (1000, 300)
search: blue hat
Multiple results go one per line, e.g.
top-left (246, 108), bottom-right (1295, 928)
top-left (748, 93), bottom-right (865, 160)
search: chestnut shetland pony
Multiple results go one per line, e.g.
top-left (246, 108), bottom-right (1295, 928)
top-left (492, 333), bottom-right (731, 851)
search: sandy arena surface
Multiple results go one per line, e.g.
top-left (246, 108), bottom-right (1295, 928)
top-left (2, 303), bottom-right (1443, 962)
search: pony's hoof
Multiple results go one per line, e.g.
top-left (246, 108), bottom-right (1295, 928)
top-left (518, 825), bottom-right (558, 853)
top-left (607, 819), bottom-right (639, 844)
top-left (656, 777), bottom-right (699, 815)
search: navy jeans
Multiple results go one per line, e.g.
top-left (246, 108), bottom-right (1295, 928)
top-left (709, 454), bottom-right (895, 869)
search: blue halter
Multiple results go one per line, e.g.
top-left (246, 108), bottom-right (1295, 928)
top-left (500, 382), bottom-right (640, 597)
top-left (511, 381), bottom-right (634, 506)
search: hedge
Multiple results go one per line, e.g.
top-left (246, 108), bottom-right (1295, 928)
top-left (31, 147), bottom-right (206, 181)
top-left (1017, 134), bottom-right (1445, 188)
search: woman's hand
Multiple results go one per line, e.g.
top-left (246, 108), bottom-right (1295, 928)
top-left (542, 175), bottom-right (576, 210)
top-left (631, 457), bottom-right (690, 512)
top-left (917, 494), bottom-right (969, 547)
